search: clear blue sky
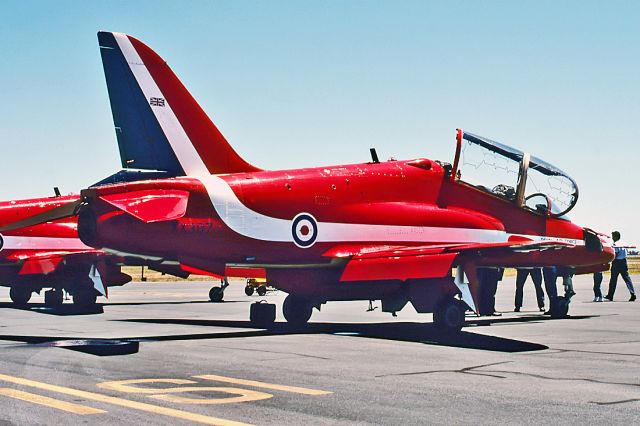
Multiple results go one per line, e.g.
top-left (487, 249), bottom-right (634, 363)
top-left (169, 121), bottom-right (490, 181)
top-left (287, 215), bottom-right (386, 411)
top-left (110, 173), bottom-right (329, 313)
top-left (1, 1), bottom-right (639, 242)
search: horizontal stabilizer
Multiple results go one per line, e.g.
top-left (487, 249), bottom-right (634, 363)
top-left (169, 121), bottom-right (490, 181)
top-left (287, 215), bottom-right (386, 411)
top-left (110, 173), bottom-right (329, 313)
top-left (0, 199), bottom-right (81, 232)
top-left (100, 189), bottom-right (189, 223)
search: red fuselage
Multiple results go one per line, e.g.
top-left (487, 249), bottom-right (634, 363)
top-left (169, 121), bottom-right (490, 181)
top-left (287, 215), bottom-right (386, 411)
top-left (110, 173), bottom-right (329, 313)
top-left (79, 158), bottom-right (613, 284)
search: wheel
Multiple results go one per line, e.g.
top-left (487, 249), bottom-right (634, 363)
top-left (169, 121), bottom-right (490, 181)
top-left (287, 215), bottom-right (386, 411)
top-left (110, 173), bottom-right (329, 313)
top-left (433, 299), bottom-right (466, 333)
top-left (282, 295), bottom-right (313, 325)
top-left (209, 286), bottom-right (224, 302)
top-left (244, 286), bottom-right (255, 296)
top-left (73, 289), bottom-right (97, 307)
top-left (10, 286), bottom-right (32, 306)
top-left (256, 285), bottom-right (267, 296)
top-left (250, 302), bottom-right (276, 326)
top-left (44, 289), bottom-right (64, 307)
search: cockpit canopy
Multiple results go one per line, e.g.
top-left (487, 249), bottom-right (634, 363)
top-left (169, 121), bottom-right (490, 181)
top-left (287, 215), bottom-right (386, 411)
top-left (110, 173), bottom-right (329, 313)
top-left (452, 130), bottom-right (579, 217)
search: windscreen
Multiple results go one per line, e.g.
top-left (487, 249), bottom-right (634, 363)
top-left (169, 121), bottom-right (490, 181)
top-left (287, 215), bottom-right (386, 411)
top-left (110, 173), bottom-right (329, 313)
top-left (457, 133), bottom-right (522, 201)
top-left (457, 132), bottom-right (578, 216)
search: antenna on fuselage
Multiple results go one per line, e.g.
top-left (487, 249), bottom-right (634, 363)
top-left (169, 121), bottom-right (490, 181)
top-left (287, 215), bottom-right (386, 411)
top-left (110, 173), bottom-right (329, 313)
top-left (369, 148), bottom-right (380, 163)
top-left (53, 187), bottom-right (61, 197)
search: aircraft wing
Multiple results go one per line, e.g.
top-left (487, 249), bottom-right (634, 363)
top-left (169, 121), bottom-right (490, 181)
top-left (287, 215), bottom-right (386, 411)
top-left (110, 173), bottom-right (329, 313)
top-left (326, 240), bottom-right (574, 283)
top-left (5, 250), bottom-right (118, 296)
top-left (5, 249), bottom-right (102, 275)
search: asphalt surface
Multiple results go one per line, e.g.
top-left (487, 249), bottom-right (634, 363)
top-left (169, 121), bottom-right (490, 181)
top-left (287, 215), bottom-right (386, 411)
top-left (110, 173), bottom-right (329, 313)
top-left (0, 274), bottom-right (638, 425)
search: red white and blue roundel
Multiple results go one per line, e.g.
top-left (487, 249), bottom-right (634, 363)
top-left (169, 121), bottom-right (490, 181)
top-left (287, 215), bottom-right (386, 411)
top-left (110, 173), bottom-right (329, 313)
top-left (292, 213), bottom-right (318, 248)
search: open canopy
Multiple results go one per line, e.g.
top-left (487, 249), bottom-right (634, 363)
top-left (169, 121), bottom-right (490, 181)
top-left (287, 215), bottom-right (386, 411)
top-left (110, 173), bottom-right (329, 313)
top-left (453, 130), bottom-right (579, 217)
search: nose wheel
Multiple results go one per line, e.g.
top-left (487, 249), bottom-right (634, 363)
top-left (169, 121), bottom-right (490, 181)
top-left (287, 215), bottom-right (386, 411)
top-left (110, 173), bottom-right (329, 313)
top-left (209, 278), bottom-right (230, 302)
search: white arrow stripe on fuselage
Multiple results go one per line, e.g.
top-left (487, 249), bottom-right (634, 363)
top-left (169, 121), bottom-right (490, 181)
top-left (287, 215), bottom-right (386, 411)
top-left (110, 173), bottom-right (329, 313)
top-left (113, 33), bottom-right (209, 176)
top-left (198, 175), bottom-right (584, 246)
top-left (0, 236), bottom-right (92, 251)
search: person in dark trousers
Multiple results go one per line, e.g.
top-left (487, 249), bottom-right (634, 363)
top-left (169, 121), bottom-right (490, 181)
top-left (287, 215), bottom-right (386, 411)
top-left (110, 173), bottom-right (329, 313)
top-left (542, 266), bottom-right (559, 315)
top-left (605, 231), bottom-right (636, 302)
top-left (514, 268), bottom-right (545, 312)
top-left (593, 271), bottom-right (604, 302)
top-left (478, 267), bottom-right (503, 316)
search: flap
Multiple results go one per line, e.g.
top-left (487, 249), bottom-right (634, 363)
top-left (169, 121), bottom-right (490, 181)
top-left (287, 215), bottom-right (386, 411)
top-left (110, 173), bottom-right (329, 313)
top-left (100, 189), bottom-right (189, 223)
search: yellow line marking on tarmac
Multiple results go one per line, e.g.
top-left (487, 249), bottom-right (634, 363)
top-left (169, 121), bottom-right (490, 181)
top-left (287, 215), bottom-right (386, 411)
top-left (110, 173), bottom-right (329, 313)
top-left (0, 388), bottom-right (106, 415)
top-left (98, 379), bottom-right (273, 404)
top-left (195, 375), bottom-right (333, 396)
top-left (97, 378), bottom-right (196, 394)
top-left (0, 374), bottom-right (251, 426)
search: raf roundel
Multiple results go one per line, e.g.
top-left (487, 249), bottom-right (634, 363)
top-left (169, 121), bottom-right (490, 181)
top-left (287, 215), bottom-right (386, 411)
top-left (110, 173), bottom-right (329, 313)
top-left (291, 213), bottom-right (318, 248)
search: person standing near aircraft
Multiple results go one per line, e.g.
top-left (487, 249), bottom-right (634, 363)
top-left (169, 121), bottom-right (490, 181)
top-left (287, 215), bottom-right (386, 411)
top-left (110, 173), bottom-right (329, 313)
top-left (514, 268), bottom-right (545, 312)
top-left (593, 271), bottom-right (604, 302)
top-left (605, 231), bottom-right (636, 302)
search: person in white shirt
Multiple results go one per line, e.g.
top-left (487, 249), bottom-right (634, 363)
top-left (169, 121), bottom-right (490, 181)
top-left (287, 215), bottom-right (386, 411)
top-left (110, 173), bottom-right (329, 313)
top-left (605, 231), bottom-right (636, 302)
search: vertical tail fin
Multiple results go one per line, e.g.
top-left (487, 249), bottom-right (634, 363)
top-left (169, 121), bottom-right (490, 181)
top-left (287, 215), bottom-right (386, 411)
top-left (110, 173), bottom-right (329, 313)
top-left (98, 31), bottom-right (261, 176)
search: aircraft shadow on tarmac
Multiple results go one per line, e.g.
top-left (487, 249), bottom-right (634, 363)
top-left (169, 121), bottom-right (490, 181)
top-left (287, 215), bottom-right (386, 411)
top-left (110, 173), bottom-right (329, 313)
top-left (0, 300), bottom-right (243, 316)
top-left (0, 302), bottom-right (105, 315)
top-left (0, 313), bottom-right (598, 357)
top-left (114, 316), bottom-right (572, 353)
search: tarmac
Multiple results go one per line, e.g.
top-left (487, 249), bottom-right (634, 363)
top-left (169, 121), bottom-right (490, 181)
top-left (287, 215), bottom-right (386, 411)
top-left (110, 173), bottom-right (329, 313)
top-left (0, 274), bottom-right (638, 425)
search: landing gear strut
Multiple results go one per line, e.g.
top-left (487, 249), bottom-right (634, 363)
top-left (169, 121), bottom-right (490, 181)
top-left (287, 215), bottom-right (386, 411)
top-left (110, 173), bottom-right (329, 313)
top-left (282, 295), bottom-right (313, 325)
top-left (433, 298), bottom-right (467, 333)
top-left (209, 278), bottom-right (229, 303)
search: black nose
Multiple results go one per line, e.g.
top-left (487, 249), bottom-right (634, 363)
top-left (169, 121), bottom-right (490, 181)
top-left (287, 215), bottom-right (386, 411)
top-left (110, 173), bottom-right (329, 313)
top-left (583, 229), bottom-right (603, 252)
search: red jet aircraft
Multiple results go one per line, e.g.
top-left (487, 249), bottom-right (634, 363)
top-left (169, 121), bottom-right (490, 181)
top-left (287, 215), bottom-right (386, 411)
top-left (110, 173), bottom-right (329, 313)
top-left (8, 32), bottom-right (614, 331)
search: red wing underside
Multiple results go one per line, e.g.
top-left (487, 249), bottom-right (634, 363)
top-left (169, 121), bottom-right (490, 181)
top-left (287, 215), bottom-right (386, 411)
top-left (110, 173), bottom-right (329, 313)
top-left (332, 240), bottom-right (574, 283)
top-left (7, 250), bottom-right (102, 275)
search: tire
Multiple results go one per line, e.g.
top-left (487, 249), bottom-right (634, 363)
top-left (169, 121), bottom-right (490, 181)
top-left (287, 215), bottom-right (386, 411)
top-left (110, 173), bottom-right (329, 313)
top-left (10, 286), bottom-right (32, 306)
top-left (250, 302), bottom-right (276, 326)
top-left (209, 286), bottom-right (224, 302)
top-left (73, 289), bottom-right (97, 307)
top-left (44, 289), bottom-right (64, 307)
top-left (282, 295), bottom-right (313, 325)
top-left (433, 299), bottom-right (466, 333)
top-left (244, 286), bottom-right (255, 296)
top-left (256, 285), bottom-right (267, 296)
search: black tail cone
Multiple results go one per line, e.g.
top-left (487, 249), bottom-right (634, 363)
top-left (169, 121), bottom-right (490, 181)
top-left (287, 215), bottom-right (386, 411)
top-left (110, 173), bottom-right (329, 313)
top-left (77, 207), bottom-right (97, 246)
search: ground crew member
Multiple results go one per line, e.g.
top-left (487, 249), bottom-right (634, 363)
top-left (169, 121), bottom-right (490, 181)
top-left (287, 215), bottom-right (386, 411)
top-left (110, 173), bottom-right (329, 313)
top-left (605, 231), bottom-right (636, 302)
top-left (514, 268), bottom-right (545, 312)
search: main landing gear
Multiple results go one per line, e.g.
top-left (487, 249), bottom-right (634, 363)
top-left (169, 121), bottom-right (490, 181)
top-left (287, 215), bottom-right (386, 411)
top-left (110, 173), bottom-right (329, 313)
top-left (9, 286), bottom-right (32, 306)
top-left (432, 297), bottom-right (468, 333)
top-left (249, 294), bottom-right (315, 327)
top-left (282, 295), bottom-right (313, 325)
